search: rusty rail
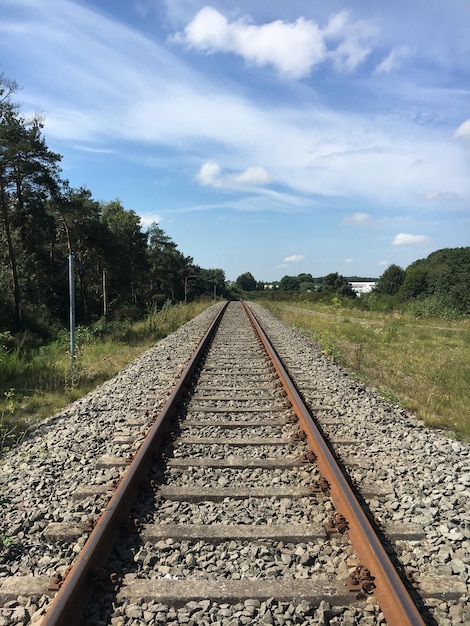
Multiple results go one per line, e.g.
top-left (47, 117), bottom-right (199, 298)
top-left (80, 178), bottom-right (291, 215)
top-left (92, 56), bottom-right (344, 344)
top-left (243, 301), bottom-right (425, 626)
top-left (40, 302), bottom-right (228, 626)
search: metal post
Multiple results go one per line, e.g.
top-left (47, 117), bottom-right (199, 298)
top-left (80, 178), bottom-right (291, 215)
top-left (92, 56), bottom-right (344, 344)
top-left (69, 252), bottom-right (76, 378)
top-left (103, 269), bottom-right (108, 321)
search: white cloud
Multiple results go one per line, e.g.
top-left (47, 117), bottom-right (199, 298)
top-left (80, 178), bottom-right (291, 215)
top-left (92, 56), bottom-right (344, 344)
top-left (425, 190), bottom-right (461, 202)
top-left (173, 7), bottom-right (376, 78)
top-left (324, 10), bottom-right (377, 73)
top-left (196, 160), bottom-right (272, 189)
top-left (379, 260), bottom-right (389, 266)
top-left (196, 160), bottom-right (222, 186)
top-left (342, 212), bottom-right (371, 224)
top-left (392, 233), bottom-right (430, 245)
top-left (453, 119), bottom-right (470, 141)
top-left (344, 258), bottom-right (353, 263)
top-left (233, 166), bottom-right (273, 186)
top-left (140, 214), bottom-right (163, 228)
top-left (375, 45), bottom-right (411, 74)
top-left (284, 254), bottom-right (305, 263)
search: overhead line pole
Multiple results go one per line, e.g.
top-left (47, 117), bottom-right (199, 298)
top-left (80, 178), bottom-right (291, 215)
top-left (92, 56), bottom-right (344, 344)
top-left (68, 252), bottom-right (76, 378)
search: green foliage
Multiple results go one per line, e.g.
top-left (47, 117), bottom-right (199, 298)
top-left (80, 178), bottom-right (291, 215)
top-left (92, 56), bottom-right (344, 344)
top-left (424, 247), bottom-right (470, 314)
top-left (371, 249), bottom-right (469, 316)
top-left (0, 388), bottom-right (24, 455)
top-left (406, 296), bottom-right (462, 320)
top-left (320, 273), bottom-right (356, 298)
top-left (374, 264), bottom-right (405, 295)
top-left (319, 334), bottom-right (342, 362)
top-left (399, 265), bottom-right (429, 299)
top-left (235, 272), bottom-right (258, 291)
top-left (278, 275), bottom-right (301, 291)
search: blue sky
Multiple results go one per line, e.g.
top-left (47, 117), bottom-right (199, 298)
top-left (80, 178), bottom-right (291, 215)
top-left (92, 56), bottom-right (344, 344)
top-left (1, 0), bottom-right (469, 281)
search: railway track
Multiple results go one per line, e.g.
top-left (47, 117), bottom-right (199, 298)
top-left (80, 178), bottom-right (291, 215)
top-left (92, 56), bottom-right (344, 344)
top-left (24, 301), bottom-right (425, 625)
top-left (0, 303), bottom-right (470, 626)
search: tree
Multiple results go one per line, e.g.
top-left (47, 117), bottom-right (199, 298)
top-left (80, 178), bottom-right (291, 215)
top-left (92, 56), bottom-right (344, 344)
top-left (399, 265), bottom-right (429, 299)
top-left (278, 275), bottom-right (300, 291)
top-left (101, 200), bottom-right (149, 310)
top-left (0, 99), bottom-right (62, 325)
top-left (297, 273), bottom-right (317, 292)
top-left (0, 74), bottom-right (19, 106)
top-left (50, 185), bottom-right (111, 320)
top-left (235, 272), bottom-right (257, 291)
top-left (147, 223), bottom-right (195, 305)
top-left (196, 267), bottom-right (227, 299)
top-left (409, 247), bottom-right (470, 314)
top-left (321, 272), bottom-right (356, 298)
top-left (374, 264), bottom-right (405, 295)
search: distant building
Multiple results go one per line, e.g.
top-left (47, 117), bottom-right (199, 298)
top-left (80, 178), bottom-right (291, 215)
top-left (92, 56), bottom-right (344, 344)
top-left (350, 281), bottom-right (376, 296)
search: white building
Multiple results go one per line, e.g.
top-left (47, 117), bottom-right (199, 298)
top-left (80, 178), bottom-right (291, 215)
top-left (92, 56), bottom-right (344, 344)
top-left (350, 282), bottom-right (376, 296)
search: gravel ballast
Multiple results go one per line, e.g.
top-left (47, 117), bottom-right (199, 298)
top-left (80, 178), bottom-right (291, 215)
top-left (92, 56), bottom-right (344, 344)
top-left (0, 301), bottom-right (469, 625)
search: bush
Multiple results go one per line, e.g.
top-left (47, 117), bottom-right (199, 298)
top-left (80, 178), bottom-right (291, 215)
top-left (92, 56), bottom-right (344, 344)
top-left (405, 297), bottom-right (463, 320)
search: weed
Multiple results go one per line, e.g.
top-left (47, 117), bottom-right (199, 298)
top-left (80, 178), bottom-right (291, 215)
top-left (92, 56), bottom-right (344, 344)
top-left (0, 389), bottom-right (21, 454)
top-left (318, 333), bottom-right (342, 362)
top-left (379, 386), bottom-right (400, 406)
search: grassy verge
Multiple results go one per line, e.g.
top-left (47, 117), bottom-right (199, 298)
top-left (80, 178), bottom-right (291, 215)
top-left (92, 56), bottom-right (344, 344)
top-left (260, 299), bottom-right (470, 441)
top-left (0, 301), bottom-right (213, 453)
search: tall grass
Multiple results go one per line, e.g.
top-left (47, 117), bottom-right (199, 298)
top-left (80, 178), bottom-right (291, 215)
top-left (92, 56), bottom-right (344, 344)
top-left (0, 301), bottom-right (212, 452)
top-left (260, 300), bottom-right (470, 440)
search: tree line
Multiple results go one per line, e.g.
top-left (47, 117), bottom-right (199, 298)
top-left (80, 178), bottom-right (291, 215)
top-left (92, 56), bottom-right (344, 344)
top-left (234, 271), bottom-right (357, 297)
top-left (234, 248), bottom-right (470, 317)
top-left (372, 247), bottom-right (470, 315)
top-left (0, 75), bottom-right (227, 336)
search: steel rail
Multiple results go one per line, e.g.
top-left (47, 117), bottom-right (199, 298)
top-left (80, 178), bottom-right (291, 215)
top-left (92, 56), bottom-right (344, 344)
top-left (40, 302), bottom-right (228, 626)
top-left (242, 301), bottom-right (426, 626)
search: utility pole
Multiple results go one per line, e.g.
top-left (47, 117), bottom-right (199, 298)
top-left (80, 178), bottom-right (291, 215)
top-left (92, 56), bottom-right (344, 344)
top-left (103, 269), bottom-right (109, 321)
top-left (68, 252), bottom-right (76, 378)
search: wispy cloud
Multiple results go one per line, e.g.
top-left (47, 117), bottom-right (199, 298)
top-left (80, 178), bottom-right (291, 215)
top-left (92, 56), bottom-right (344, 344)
top-left (392, 233), bottom-right (430, 245)
top-left (72, 145), bottom-right (115, 154)
top-left (375, 45), bottom-right (412, 73)
top-left (342, 212), bottom-right (371, 224)
top-left (284, 254), bottom-right (305, 263)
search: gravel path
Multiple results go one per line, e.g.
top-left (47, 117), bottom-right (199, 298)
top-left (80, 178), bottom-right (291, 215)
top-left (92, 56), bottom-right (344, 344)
top-left (0, 301), bottom-right (468, 625)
